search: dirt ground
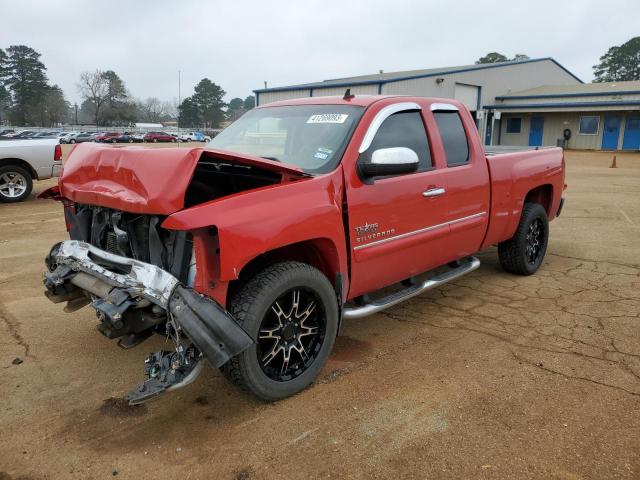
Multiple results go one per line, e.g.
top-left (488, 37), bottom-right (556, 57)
top-left (1, 147), bottom-right (639, 480)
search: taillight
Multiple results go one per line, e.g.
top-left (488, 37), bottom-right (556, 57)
top-left (54, 144), bottom-right (62, 161)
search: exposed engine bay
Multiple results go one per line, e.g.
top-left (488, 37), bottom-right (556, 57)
top-left (39, 154), bottom-right (296, 404)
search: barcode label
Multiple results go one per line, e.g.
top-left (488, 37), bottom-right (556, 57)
top-left (307, 114), bottom-right (349, 124)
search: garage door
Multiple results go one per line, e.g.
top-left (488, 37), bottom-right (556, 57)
top-left (454, 84), bottom-right (479, 112)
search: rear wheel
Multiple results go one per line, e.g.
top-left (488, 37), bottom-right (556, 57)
top-left (222, 261), bottom-right (338, 401)
top-left (0, 165), bottom-right (33, 203)
top-left (498, 202), bottom-right (549, 275)
top-left (153, 138), bottom-right (158, 143)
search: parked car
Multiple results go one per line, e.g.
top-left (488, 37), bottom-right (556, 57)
top-left (0, 129), bottom-right (15, 138)
top-left (178, 131), bottom-right (210, 142)
top-left (59, 132), bottom-right (79, 144)
top-left (33, 131), bottom-right (59, 139)
top-left (12, 130), bottom-right (38, 139)
top-left (113, 132), bottom-right (144, 143)
top-left (0, 139), bottom-right (62, 202)
top-left (42, 96), bottom-right (565, 405)
top-left (143, 131), bottom-right (177, 143)
top-left (67, 132), bottom-right (97, 144)
top-left (95, 132), bottom-right (121, 143)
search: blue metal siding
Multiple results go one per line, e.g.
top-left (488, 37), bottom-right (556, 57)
top-left (485, 101), bottom-right (640, 109)
top-left (496, 90), bottom-right (640, 101)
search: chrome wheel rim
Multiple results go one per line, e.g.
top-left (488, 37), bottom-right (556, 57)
top-left (0, 172), bottom-right (28, 198)
top-left (525, 218), bottom-right (544, 265)
top-left (258, 288), bottom-right (325, 382)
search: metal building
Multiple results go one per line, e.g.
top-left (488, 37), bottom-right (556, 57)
top-left (254, 57), bottom-right (582, 147)
top-left (486, 81), bottom-right (640, 151)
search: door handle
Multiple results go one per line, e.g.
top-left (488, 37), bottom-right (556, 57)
top-left (422, 187), bottom-right (446, 197)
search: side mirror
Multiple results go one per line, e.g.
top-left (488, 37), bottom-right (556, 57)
top-left (360, 147), bottom-right (419, 177)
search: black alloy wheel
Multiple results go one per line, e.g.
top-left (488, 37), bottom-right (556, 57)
top-left (257, 288), bottom-right (325, 381)
top-left (222, 261), bottom-right (338, 401)
top-left (498, 202), bottom-right (549, 275)
top-left (525, 217), bottom-right (545, 265)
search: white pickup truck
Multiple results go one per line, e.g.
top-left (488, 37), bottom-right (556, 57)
top-left (0, 139), bottom-right (63, 202)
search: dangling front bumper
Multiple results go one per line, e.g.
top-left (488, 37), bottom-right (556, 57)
top-left (44, 240), bottom-right (254, 403)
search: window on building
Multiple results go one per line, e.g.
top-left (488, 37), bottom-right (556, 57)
top-left (434, 111), bottom-right (469, 166)
top-left (579, 116), bottom-right (600, 135)
top-left (363, 111), bottom-right (432, 171)
top-left (506, 117), bottom-right (522, 134)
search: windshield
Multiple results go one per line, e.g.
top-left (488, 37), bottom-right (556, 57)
top-left (207, 104), bottom-right (364, 174)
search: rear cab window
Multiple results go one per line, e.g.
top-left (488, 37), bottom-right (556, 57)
top-left (433, 110), bottom-right (469, 167)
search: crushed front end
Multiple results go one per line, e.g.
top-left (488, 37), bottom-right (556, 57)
top-left (40, 143), bottom-right (310, 404)
top-left (44, 228), bottom-right (253, 404)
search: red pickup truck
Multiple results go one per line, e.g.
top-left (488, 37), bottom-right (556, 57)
top-left (42, 95), bottom-right (565, 404)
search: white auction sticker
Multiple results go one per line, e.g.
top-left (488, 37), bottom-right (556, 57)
top-left (307, 114), bottom-right (349, 124)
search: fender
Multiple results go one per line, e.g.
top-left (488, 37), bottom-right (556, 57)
top-left (162, 168), bottom-right (349, 285)
top-left (482, 147), bottom-right (564, 248)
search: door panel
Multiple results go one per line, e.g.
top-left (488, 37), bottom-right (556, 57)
top-left (622, 114), bottom-right (640, 150)
top-left (347, 171), bottom-right (451, 297)
top-left (602, 116), bottom-right (621, 150)
top-left (528, 117), bottom-right (544, 146)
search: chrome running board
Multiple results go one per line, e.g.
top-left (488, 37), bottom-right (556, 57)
top-left (342, 256), bottom-right (480, 320)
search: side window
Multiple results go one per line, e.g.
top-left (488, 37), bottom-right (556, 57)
top-left (363, 111), bottom-right (432, 171)
top-left (434, 111), bottom-right (469, 166)
top-left (506, 117), bottom-right (522, 133)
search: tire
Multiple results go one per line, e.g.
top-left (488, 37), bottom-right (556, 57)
top-left (111, 139), bottom-right (117, 143)
top-left (70, 139), bottom-right (76, 144)
top-left (153, 138), bottom-right (158, 143)
top-left (0, 165), bottom-right (33, 203)
top-left (498, 202), bottom-right (549, 275)
top-left (128, 138), bottom-right (133, 143)
top-left (222, 261), bottom-right (339, 401)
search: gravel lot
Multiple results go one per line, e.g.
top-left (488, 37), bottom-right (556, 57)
top-left (1, 147), bottom-right (639, 479)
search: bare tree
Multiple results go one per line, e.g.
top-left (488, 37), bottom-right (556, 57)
top-left (139, 97), bottom-right (176, 122)
top-left (77, 70), bottom-right (108, 125)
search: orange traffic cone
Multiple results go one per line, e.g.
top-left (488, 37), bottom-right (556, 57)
top-left (610, 155), bottom-right (617, 168)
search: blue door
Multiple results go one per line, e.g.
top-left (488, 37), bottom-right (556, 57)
top-left (528, 117), bottom-right (544, 146)
top-left (622, 114), bottom-right (640, 150)
top-left (602, 116), bottom-right (621, 150)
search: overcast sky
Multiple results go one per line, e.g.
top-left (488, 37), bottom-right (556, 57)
top-left (0, 0), bottom-right (638, 105)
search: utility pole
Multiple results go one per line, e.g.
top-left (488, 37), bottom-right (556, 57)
top-left (74, 103), bottom-right (78, 125)
top-left (178, 70), bottom-right (181, 128)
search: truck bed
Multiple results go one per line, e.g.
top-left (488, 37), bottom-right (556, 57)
top-left (484, 145), bottom-right (558, 156)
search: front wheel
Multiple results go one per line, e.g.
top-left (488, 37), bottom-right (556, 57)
top-left (222, 261), bottom-right (338, 401)
top-left (0, 165), bottom-right (33, 203)
top-left (498, 202), bottom-right (549, 275)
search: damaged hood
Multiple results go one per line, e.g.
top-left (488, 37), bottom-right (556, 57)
top-left (57, 143), bottom-right (309, 214)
